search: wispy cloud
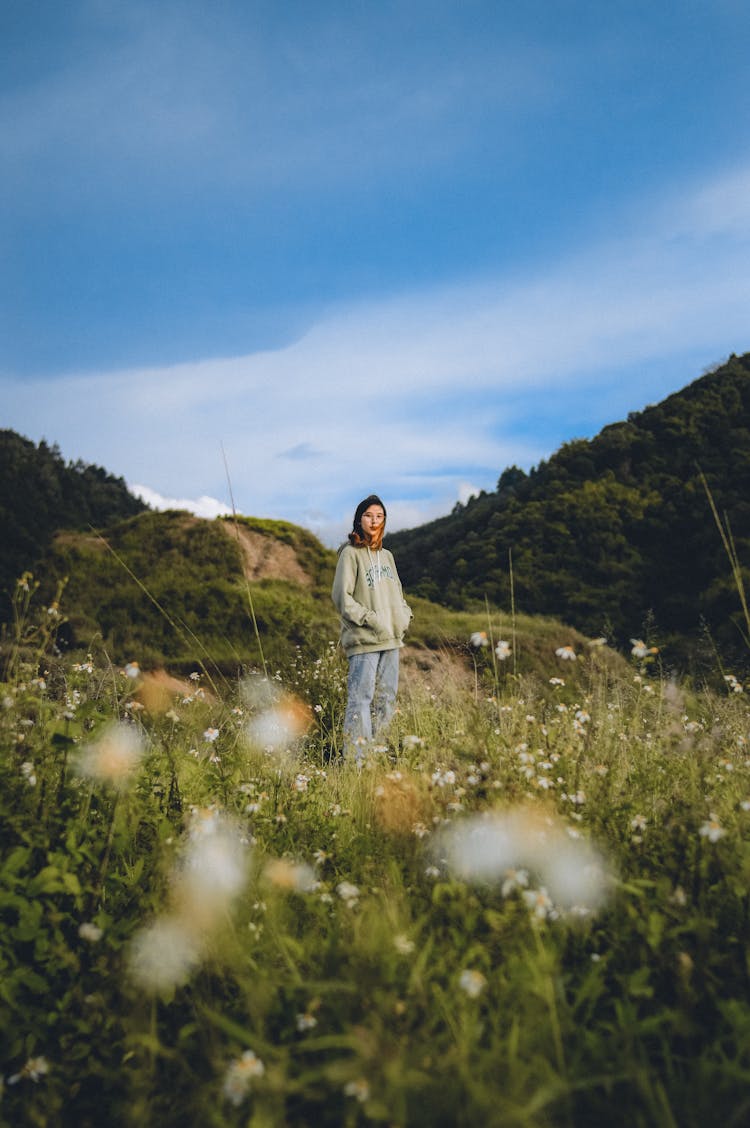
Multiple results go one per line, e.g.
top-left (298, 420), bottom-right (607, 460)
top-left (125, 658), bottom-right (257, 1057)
top-left (0, 2), bottom-right (559, 203)
top-left (4, 162), bottom-right (750, 545)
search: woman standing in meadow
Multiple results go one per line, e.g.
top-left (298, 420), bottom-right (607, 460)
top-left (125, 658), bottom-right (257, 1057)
top-left (331, 494), bottom-right (412, 756)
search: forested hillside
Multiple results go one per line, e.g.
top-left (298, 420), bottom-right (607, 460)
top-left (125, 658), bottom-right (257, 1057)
top-left (387, 353), bottom-right (750, 666)
top-left (0, 430), bottom-right (146, 618)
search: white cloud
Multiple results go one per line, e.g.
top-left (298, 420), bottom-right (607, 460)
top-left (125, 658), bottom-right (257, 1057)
top-left (4, 161), bottom-right (750, 540)
top-left (129, 484), bottom-right (231, 520)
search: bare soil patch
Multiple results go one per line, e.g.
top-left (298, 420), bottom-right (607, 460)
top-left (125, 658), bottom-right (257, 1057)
top-left (222, 524), bottom-right (311, 587)
top-left (400, 644), bottom-right (475, 701)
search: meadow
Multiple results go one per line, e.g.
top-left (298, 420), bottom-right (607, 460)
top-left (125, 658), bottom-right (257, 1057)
top-left (2, 577), bottom-right (750, 1127)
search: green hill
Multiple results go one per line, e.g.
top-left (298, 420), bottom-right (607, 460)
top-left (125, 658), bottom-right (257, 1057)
top-left (0, 430), bottom-right (146, 618)
top-left (39, 511), bottom-right (339, 675)
top-left (387, 353), bottom-right (750, 670)
top-left (2, 504), bottom-right (624, 697)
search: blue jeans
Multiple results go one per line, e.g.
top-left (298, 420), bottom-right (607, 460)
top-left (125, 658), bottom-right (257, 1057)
top-left (343, 649), bottom-right (400, 752)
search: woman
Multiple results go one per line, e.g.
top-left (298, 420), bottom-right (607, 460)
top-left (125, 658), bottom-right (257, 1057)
top-left (331, 494), bottom-right (412, 756)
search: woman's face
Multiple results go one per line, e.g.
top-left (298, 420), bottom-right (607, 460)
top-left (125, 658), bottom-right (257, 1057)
top-left (360, 505), bottom-right (385, 538)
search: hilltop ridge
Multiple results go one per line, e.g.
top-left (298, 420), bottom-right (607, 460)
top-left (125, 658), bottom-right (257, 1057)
top-left (388, 353), bottom-right (750, 668)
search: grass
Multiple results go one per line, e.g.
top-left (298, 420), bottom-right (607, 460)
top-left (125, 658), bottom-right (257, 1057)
top-left (2, 579), bottom-right (750, 1127)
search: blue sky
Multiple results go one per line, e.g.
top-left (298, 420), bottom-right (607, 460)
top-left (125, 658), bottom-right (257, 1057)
top-left (2, 0), bottom-right (750, 545)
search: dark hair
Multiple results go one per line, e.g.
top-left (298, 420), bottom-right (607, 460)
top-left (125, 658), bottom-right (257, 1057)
top-left (348, 494), bottom-right (387, 547)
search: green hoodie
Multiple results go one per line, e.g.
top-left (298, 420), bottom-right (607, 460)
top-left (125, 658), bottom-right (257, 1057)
top-left (331, 544), bottom-right (413, 656)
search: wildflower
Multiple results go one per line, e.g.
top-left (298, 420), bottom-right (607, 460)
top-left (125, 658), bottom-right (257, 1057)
top-left (630, 639), bottom-right (658, 659)
top-left (47, 602), bottom-right (60, 618)
top-left (8, 1056), bottom-right (50, 1084)
top-left (740, 800), bottom-right (750, 812)
top-left (74, 723), bottom-right (146, 790)
top-left (344, 1078), bottom-right (370, 1103)
top-left (222, 1050), bottom-right (265, 1106)
top-left (555, 646), bottom-right (577, 661)
top-left (78, 922), bottom-right (104, 942)
top-left (470, 631), bottom-right (488, 648)
top-left (459, 969), bottom-right (487, 998)
top-left (699, 816), bottom-right (726, 843)
top-left (549, 677), bottom-right (565, 687)
top-left (21, 761), bottom-right (37, 786)
top-left (424, 865), bottom-right (440, 879)
top-left (403, 734), bottom-right (424, 748)
top-left (293, 773), bottom-right (310, 792)
top-left (123, 661), bottom-right (141, 680)
top-left (296, 1011), bottom-right (318, 1032)
top-left (523, 887), bottom-right (556, 920)
top-left (495, 640), bottom-right (512, 660)
top-left (630, 814), bottom-right (648, 832)
top-left (394, 934), bottom-right (415, 955)
top-left (501, 867), bottom-right (529, 897)
top-left (336, 881), bottom-right (360, 906)
top-left (203, 727), bottom-right (220, 743)
top-left (724, 674), bottom-right (744, 694)
top-left (188, 805), bottom-right (221, 837)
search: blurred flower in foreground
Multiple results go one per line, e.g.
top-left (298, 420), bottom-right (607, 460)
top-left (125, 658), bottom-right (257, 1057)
top-left (222, 1050), bottom-right (265, 1106)
top-left (435, 805), bottom-right (611, 915)
top-left (127, 915), bottom-right (202, 993)
top-left (74, 722), bottom-right (146, 789)
top-left (123, 661), bottom-right (141, 680)
top-left (244, 692), bottom-right (312, 752)
top-left (459, 969), bottom-right (487, 998)
top-left (128, 810), bottom-right (249, 993)
top-left (470, 631), bottom-right (489, 648)
top-left (495, 640), bottom-right (512, 661)
top-left (263, 858), bottom-right (318, 892)
top-left (175, 815), bottom-right (249, 924)
top-left (555, 646), bottom-right (577, 661)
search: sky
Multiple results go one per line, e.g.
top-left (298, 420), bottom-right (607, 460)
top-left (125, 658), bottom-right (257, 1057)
top-left (2, 0), bottom-right (750, 546)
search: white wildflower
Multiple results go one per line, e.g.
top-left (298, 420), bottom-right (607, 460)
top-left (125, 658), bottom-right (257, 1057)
top-left (459, 969), bottom-right (487, 998)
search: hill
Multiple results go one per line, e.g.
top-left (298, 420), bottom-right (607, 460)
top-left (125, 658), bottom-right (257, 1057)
top-left (0, 430), bottom-right (146, 618)
top-left (2, 503), bottom-right (625, 698)
top-left (387, 353), bottom-right (750, 670)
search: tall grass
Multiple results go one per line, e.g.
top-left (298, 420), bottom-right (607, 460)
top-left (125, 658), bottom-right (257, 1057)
top-left (1, 580), bottom-right (750, 1126)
